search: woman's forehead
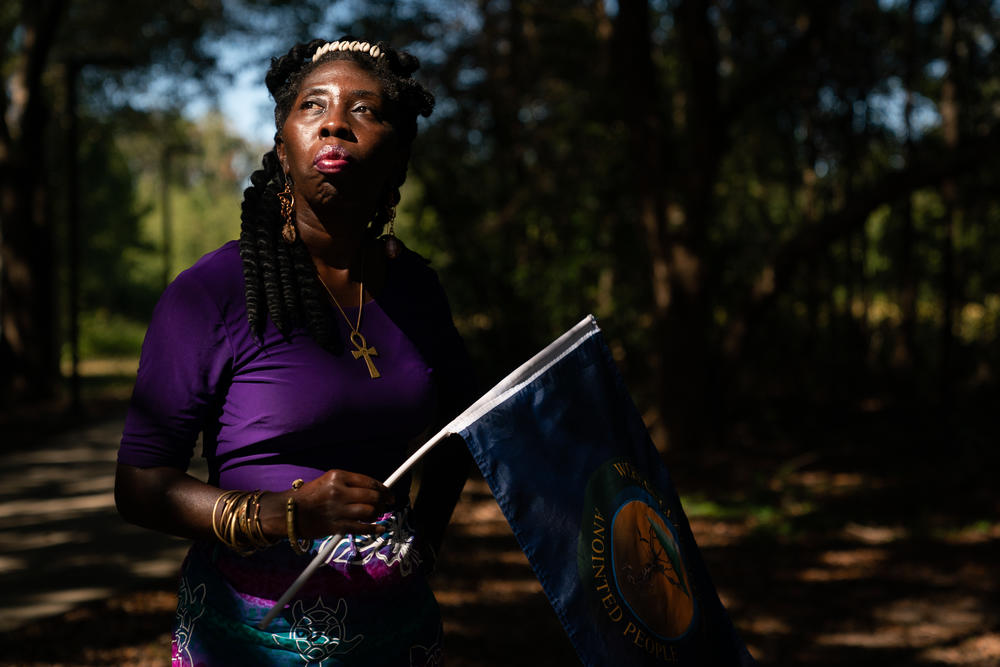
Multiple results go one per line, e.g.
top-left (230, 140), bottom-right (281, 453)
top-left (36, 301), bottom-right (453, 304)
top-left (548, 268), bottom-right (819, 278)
top-left (297, 60), bottom-right (385, 96)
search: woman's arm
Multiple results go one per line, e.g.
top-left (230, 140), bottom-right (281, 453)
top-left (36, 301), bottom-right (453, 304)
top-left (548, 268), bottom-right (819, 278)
top-left (411, 435), bottom-right (472, 555)
top-left (114, 464), bottom-right (395, 543)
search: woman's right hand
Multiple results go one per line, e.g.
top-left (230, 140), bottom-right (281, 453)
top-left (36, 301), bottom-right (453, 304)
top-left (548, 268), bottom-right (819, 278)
top-left (114, 463), bottom-right (394, 546)
top-left (281, 469), bottom-right (395, 539)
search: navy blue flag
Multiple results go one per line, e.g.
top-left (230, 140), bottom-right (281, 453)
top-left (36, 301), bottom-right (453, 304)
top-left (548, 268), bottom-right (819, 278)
top-left (453, 316), bottom-right (756, 666)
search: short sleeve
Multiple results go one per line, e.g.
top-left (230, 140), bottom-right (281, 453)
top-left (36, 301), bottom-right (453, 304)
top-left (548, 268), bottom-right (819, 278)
top-left (118, 269), bottom-right (234, 470)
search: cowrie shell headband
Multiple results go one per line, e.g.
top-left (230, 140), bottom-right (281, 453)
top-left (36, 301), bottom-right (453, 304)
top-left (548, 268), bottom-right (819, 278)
top-left (312, 40), bottom-right (384, 62)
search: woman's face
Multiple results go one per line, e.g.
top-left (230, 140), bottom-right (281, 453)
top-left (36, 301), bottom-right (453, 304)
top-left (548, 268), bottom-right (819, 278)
top-left (277, 60), bottom-right (400, 222)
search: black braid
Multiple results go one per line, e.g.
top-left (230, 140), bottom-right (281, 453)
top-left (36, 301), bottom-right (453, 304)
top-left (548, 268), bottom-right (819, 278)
top-left (239, 37), bottom-right (434, 346)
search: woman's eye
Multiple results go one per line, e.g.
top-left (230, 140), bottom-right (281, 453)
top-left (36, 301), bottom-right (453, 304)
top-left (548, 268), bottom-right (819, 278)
top-left (354, 102), bottom-right (384, 117)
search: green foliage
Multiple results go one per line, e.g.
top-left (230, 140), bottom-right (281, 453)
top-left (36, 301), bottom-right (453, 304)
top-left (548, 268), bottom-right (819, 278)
top-left (73, 115), bottom-right (159, 319)
top-left (124, 111), bottom-right (262, 283)
top-left (74, 310), bottom-right (148, 359)
top-left (66, 109), bottom-right (261, 360)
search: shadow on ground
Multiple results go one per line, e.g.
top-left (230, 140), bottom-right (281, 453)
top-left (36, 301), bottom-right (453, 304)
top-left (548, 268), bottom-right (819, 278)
top-left (0, 397), bottom-right (997, 665)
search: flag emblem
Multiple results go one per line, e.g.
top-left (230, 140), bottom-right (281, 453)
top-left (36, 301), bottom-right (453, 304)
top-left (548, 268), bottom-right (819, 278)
top-left (579, 458), bottom-right (697, 661)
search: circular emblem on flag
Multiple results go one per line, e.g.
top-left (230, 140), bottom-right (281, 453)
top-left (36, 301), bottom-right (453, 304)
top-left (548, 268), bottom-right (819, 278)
top-left (612, 500), bottom-right (695, 638)
top-left (578, 458), bottom-right (697, 653)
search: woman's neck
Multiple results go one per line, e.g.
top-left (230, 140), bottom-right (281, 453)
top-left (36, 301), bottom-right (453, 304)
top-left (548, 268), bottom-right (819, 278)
top-left (300, 223), bottom-right (365, 270)
top-left (292, 207), bottom-right (366, 307)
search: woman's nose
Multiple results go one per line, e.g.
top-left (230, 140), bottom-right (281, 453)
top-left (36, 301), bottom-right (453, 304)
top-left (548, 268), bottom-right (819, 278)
top-left (320, 107), bottom-right (354, 140)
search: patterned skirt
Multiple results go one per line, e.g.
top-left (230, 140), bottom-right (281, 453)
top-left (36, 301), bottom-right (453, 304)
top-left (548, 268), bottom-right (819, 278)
top-left (171, 509), bottom-right (443, 666)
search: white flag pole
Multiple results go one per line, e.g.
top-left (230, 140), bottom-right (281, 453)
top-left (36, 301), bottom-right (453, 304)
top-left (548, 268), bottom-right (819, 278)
top-left (257, 425), bottom-right (456, 629)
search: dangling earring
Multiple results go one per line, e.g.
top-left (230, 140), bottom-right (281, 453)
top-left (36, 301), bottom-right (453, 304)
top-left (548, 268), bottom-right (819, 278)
top-left (278, 179), bottom-right (296, 243)
top-left (383, 204), bottom-right (401, 259)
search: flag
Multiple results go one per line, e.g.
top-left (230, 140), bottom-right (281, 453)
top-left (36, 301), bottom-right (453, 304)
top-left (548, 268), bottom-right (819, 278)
top-left (453, 316), bottom-right (756, 666)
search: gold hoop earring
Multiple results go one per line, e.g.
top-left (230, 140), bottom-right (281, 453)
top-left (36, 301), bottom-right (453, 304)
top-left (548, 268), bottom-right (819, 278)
top-left (278, 179), bottom-right (296, 244)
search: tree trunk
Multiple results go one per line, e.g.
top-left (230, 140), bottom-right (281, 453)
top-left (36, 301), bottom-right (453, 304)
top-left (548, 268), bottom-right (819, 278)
top-left (893, 0), bottom-right (918, 377)
top-left (0, 0), bottom-right (67, 405)
top-left (612, 0), bottom-right (719, 451)
top-left (939, 2), bottom-right (961, 412)
top-left (611, 0), bottom-right (669, 448)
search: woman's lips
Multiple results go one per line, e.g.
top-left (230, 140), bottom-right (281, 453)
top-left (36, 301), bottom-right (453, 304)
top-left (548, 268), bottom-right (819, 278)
top-left (313, 145), bottom-right (351, 173)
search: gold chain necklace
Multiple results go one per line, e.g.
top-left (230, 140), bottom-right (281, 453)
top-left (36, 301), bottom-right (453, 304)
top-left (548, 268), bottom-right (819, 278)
top-left (317, 276), bottom-right (381, 379)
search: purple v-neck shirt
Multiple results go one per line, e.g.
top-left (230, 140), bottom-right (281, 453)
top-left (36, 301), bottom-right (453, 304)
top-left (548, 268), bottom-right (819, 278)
top-left (118, 241), bottom-right (474, 493)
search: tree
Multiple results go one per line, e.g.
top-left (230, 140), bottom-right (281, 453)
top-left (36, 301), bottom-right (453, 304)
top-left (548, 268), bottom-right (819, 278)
top-left (0, 0), bottom-right (326, 403)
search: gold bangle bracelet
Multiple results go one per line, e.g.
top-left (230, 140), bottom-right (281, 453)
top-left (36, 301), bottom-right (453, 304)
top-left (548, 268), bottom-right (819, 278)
top-left (286, 497), bottom-right (312, 555)
top-left (212, 490), bottom-right (241, 547)
top-left (286, 478), bottom-right (312, 555)
top-left (212, 489), bottom-right (274, 555)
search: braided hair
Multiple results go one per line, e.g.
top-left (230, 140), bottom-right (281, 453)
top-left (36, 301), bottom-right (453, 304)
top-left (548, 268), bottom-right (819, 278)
top-left (239, 37), bottom-right (435, 348)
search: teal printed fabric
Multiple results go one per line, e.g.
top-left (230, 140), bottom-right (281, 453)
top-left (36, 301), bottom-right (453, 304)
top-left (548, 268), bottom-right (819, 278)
top-left (171, 509), bottom-right (443, 666)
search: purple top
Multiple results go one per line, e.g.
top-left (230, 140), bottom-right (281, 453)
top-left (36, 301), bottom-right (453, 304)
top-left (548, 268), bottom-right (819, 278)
top-left (118, 241), bottom-right (474, 493)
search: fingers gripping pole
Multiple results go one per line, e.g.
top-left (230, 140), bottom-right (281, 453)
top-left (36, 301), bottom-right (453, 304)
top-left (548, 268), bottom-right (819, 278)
top-left (257, 428), bottom-right (455, 630)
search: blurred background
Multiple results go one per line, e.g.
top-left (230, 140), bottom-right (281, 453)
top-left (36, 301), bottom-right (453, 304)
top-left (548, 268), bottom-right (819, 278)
top-left (1, 1), bottom-right (997, 665)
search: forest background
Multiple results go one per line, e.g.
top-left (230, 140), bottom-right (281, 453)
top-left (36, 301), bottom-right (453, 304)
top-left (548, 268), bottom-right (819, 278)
top-left (1, 1), bottom-right (998, 665)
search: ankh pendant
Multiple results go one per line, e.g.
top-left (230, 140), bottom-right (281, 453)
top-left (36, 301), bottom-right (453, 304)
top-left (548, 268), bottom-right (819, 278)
top-left (349, 330), bottom-right (381, 379)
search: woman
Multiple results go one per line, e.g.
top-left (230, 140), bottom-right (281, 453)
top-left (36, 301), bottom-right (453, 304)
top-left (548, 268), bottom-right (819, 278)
top-left (115, 37), bottom-right (475, 666)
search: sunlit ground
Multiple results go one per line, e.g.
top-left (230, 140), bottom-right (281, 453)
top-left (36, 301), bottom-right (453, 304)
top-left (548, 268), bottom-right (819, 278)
top-left (0, 384), bottom-right (996, 665)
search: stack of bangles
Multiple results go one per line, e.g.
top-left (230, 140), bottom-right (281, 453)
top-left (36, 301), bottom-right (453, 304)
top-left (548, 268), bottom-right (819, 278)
top-left (286, 478), bottom-right (313, 555)
top-left (211, 489), bottom-right (275, 555)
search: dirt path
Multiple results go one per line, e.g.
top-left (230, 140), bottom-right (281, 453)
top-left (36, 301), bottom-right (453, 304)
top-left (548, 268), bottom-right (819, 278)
top-left (0, 408), bottom-right (996, 665)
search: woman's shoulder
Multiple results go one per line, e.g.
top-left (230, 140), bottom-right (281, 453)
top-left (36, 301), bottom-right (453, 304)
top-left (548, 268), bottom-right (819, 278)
top-left (180, 240), bottom-right (242, 282)
top-left (377, 240), bottom-right (456, 338)
top-left (158, 240), bottom-right (245, 317)
top-left (382, 241), bottom-right (441, 292)
top-left (170, 241), bottom-right (243, 294)
top-left (378, 239), bottom-right (479, 414)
